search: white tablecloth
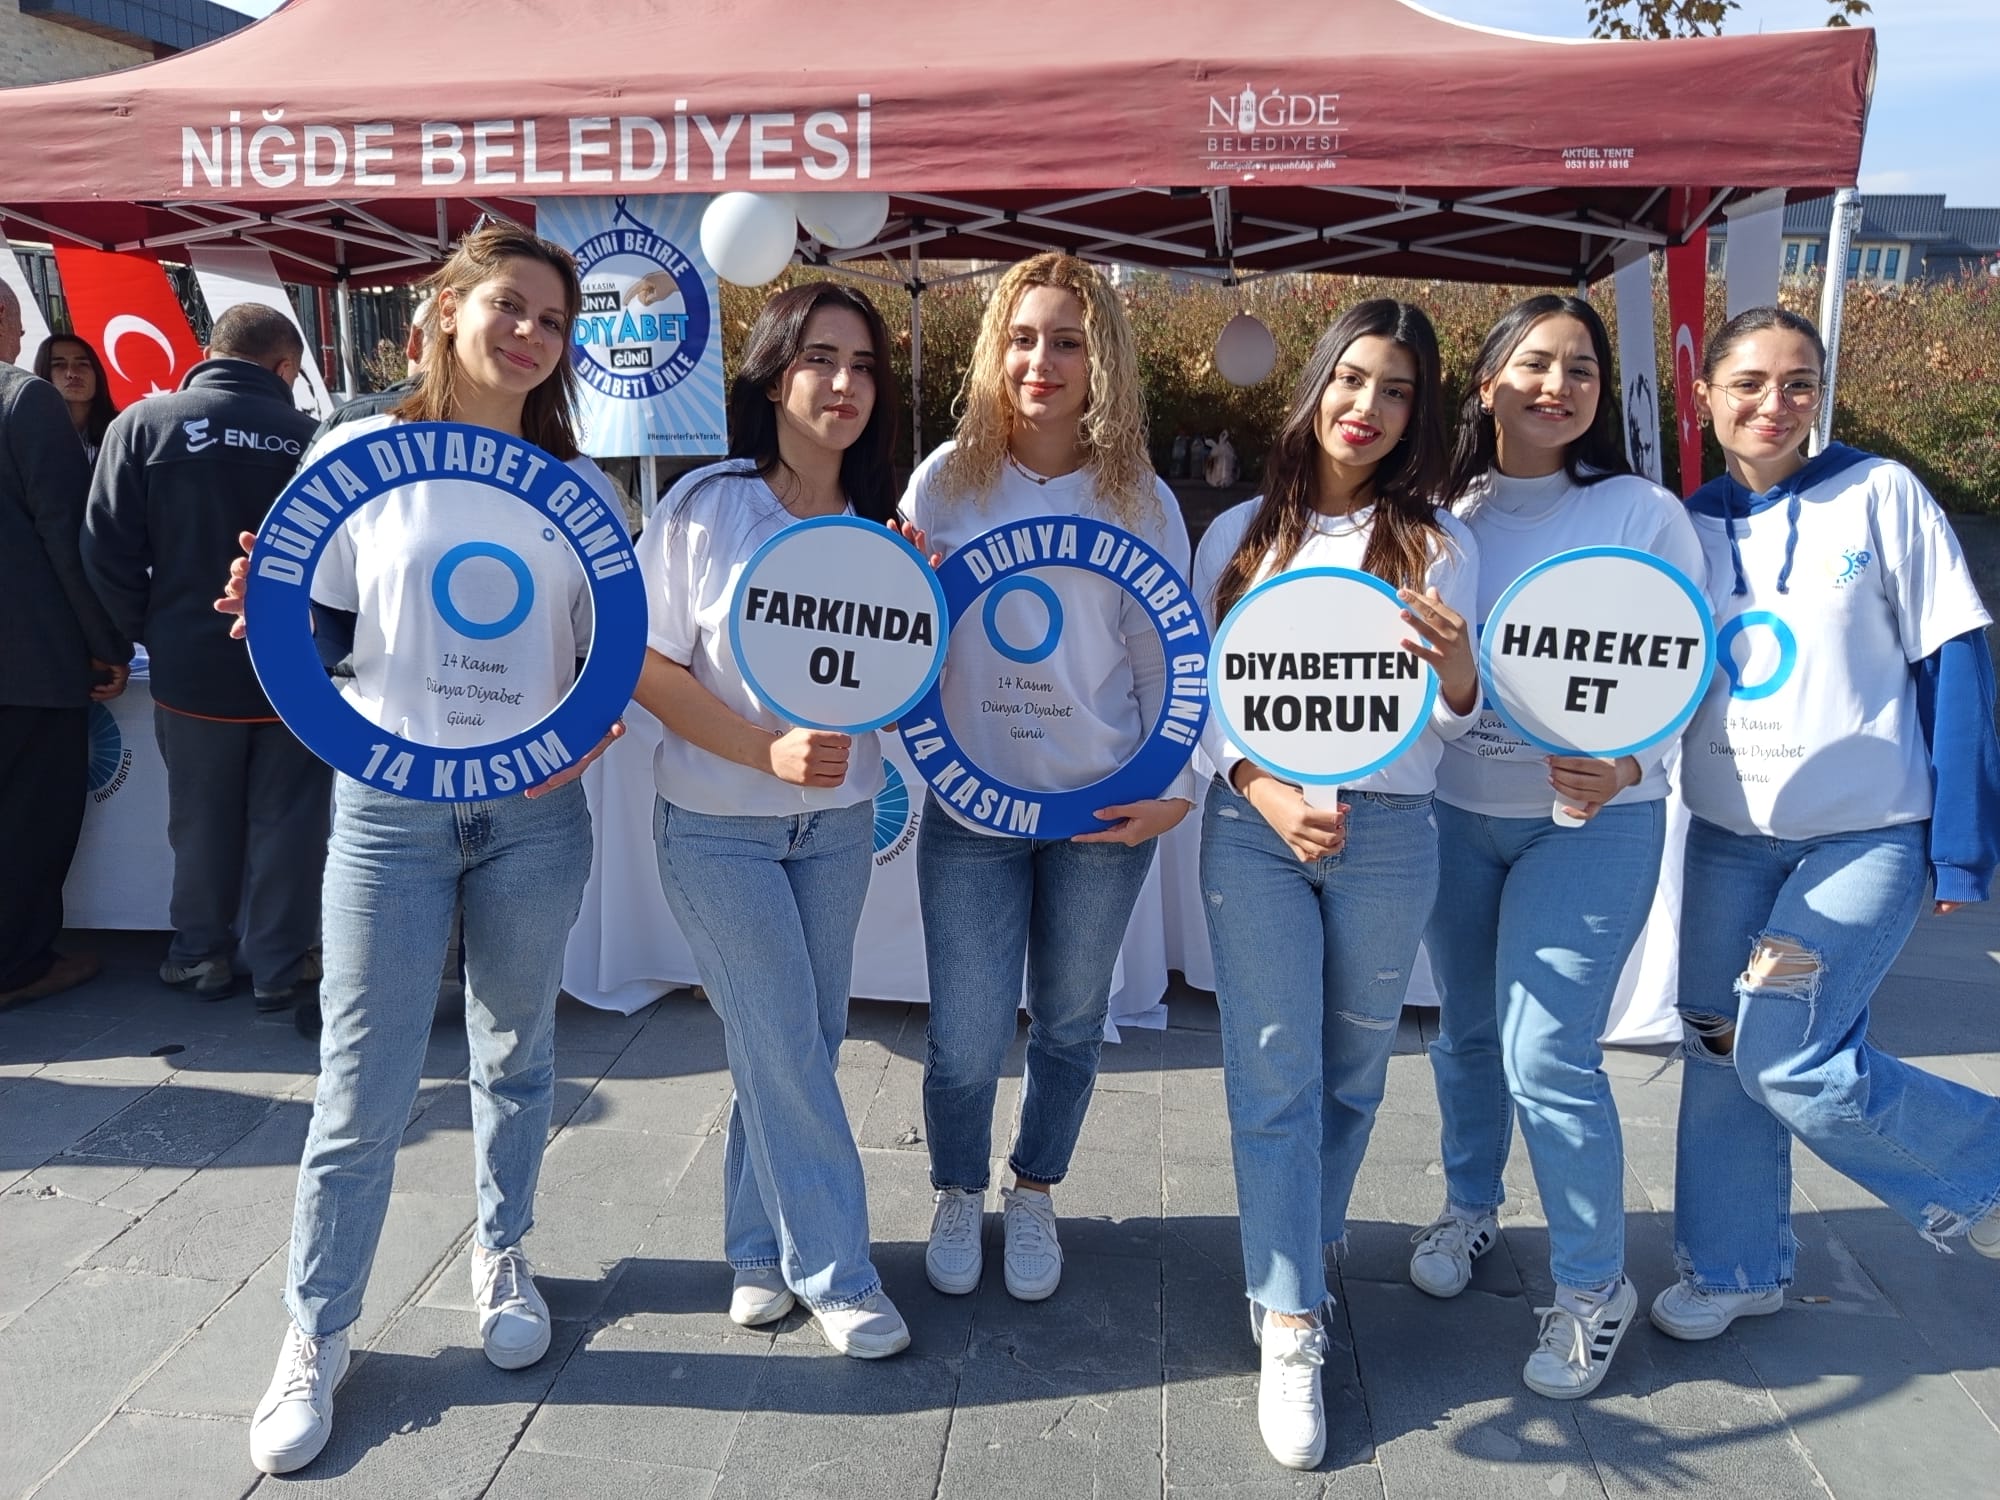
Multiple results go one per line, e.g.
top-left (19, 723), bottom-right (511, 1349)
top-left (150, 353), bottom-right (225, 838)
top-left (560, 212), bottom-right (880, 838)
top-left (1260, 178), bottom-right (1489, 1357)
top-left (560, 719), bottom-right (1682, 1045)
top-left (63, 667), bottom-right (173, 930)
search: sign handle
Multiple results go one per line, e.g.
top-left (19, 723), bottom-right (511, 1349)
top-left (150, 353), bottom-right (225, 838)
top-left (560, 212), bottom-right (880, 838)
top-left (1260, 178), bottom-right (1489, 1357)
top-left (1551, 798), bottom-right (1588, 829)
top-left (1304, 783), bottom-right (1345, 811)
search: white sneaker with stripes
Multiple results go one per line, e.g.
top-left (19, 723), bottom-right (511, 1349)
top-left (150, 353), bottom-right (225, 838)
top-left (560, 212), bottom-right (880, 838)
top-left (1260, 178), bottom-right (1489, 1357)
top-left (1523, 1275), bottom-right (1637, 1399)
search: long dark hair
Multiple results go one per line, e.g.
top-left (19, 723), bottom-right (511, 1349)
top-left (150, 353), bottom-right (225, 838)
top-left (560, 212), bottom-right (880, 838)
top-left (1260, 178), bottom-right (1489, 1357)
top-left (393, 219), bottom-right (583, 460)
top-left (33, 334), bottom-right (118, 448)
top-left (700, 280), bottom-right (900, 523)
top-left (1212, 299), bottom-right (1450, 618)
top-left (1446, 294), bottom-right (1628, 500)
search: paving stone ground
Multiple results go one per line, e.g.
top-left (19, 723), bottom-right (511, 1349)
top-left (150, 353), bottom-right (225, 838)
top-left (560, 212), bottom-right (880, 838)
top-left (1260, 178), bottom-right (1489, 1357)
top-left (3, 904), bottom-right (1997, 1500)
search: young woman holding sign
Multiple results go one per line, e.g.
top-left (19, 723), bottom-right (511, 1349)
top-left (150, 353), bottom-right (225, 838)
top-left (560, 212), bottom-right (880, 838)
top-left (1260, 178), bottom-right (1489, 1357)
top-left (630, 281), bottom-right (912, 1358)
top-left (1653, 305), bottom-right (2000, 1340)
top-left (1193, 299), bottom-right (1479, 1468)
top-left (1416, 295), bottom-right (1703, 1399)
top-left (898, 253), bottom-right (1193, 1304)
top-left (216, 222), bottom-right (626, 1474)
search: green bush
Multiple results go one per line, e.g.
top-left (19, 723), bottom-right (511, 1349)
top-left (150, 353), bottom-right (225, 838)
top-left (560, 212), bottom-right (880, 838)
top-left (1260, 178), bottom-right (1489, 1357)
top-left (722, 265), bottom-right (2000, 513)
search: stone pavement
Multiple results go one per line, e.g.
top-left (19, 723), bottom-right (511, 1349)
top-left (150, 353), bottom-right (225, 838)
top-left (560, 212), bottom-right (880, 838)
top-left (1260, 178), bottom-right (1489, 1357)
top-left (3, 904), bottom-right (1997, 1500)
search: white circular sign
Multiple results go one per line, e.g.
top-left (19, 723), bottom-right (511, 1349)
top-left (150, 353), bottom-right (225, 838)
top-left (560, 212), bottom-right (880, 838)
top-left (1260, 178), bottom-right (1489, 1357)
top-left (1208, 567), bottom-right (1438, 784)
top-left (1479, 546), bottom-right (1716, 757)
top-left (729, 515), bottom-right (949, 734)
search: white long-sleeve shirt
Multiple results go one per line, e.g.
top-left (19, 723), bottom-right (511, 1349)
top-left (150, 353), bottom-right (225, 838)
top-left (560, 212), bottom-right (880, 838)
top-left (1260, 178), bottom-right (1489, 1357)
top-left (1193, 498), bottom-right (1482, 795)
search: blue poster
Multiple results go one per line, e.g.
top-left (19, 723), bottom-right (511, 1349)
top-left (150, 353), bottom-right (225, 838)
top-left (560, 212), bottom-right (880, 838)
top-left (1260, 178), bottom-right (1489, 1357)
top-left (534, 195), bottom-right (727, 458)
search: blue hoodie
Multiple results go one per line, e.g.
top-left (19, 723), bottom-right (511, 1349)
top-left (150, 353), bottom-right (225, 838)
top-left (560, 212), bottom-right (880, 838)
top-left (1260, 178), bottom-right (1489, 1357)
top-left (1689, 445), bottom-right (2000, 902)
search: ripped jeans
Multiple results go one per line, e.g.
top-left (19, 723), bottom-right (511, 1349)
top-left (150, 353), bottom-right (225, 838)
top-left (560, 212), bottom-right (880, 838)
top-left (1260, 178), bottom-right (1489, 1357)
top-left (1672, 816), bottom-right (2000, 1290)
top-left (1202, 778), bottom-right (1439, 1314)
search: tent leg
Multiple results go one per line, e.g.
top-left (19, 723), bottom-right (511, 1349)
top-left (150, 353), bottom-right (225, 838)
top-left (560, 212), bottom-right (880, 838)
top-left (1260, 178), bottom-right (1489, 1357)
top-left (334, 277), bottom-right (359, 399)
top-left (1812, 186), bottom-right (1859, 456)
top-left (909, 240), bottom-right (924, 468)
top-left (641, 453), bottom-right (659, 519)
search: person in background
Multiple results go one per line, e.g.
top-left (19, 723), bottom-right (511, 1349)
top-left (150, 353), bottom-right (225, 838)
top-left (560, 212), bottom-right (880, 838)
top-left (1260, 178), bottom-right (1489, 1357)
top-left (0, 279), bottom-right (130, 1011)
top-left (632, 281), bottom-right (911, 1358)
top-left (82, 303), bottom-right (328, 1010)
top-left (32, 333), bottom-right (118, 465)
top-left (1654, 305), bottom-right (2000, 1341)
top-left (897, 253), bottom-right (1194, 1306)
top-left (1416, 294), bottom-right (1703, 1400)
top-left (1193, 299), bottom-right (1478, 1468)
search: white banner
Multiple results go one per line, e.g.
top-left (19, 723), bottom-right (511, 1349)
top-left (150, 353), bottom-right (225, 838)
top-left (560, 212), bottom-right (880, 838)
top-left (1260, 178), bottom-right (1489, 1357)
top-left (1724, 187), bottom-right (1787, 319)
top-left (1612, 245), bottom-right (1664, 486)
top-left (1, 231), bottom-right (54, 368)
top-left (187, 245), bottom-right (334, 417)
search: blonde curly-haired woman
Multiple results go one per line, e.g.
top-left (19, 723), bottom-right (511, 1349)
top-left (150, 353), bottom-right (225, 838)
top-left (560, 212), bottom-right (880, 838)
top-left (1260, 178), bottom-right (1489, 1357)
top-left (895, 253), bottom-right (1192, 1303)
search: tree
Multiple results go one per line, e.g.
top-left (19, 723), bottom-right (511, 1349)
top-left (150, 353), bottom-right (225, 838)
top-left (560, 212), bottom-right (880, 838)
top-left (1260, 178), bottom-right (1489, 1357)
top-left (1586, 0), bottom-right (1870, 39)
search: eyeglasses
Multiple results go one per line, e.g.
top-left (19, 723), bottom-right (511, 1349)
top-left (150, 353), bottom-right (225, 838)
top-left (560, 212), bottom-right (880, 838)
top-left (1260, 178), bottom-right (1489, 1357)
top-left (1715, 377), bottom-right (1823, 412)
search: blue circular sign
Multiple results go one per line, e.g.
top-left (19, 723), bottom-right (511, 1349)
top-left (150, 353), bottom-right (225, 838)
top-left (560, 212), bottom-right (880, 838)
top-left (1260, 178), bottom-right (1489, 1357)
top-left (897, 516), bottom-right (1210, 840)
top-left (244, 421), bottom-right (647, 802)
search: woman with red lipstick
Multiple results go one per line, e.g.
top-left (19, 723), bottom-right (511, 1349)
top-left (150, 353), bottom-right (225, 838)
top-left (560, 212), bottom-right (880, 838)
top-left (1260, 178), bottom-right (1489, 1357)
top-left (1192, 298), bottom-right (1477, 1468)
top-left (1654, 305), bottom-right (2000, 1341)
top-left (899, 253), bottom-right (1192, 1307)
top-left (217, 221), bottom-right (628, 1475)
top-left (1415, 295), bottom-right (1701, 1401)
top-left (630, 281), bottom-right (912, 1360)
top-left (33, 334), bottom-right (118, 465)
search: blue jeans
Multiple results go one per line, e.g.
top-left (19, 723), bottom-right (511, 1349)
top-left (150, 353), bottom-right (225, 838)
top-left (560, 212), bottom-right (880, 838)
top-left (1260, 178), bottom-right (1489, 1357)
top-left (918, 795), bottom-right (1157, 1190)
top-left (1202, 781), bottom-right (1439, 1315)
top-left (287, 777), bottom-right (591, 1336)
top-left (1426, 799), bottom-right (1665, 1290)
top-left (1672, 815), bottom-right (2000, 1288)
top-left (654, 797), bottom-right (881, 1312)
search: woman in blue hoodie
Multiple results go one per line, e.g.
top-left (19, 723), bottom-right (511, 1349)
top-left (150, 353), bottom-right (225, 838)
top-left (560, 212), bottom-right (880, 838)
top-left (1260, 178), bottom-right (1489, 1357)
top-left (1655, 305), bottom-right (2000, 1343)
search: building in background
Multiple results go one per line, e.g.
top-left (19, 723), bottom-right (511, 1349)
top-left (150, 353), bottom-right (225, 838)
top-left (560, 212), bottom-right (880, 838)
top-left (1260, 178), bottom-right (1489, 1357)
top-left (1711, 193), bottom-right (2000, 285)
top-left (1, 0), bottom-right (250, 87)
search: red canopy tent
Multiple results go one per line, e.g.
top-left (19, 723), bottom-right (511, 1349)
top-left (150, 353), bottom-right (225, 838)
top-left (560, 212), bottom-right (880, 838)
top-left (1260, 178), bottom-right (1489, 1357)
top-left (0, 0), bottom-right (1874, 428)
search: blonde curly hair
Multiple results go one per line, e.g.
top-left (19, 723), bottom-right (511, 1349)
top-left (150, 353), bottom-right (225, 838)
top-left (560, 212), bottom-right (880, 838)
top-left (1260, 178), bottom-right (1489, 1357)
top-left (936, 254), bottom-right (1157, 525)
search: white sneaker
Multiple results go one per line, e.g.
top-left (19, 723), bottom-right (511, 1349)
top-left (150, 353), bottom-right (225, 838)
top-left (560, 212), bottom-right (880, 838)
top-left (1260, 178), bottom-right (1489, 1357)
top-left (812, 1291), bottom-right (911, 1359)
top-left (1408, 1209), bottom-right (1499, 1299)
top-left (1523, 1276), bottom-right (1637, 1399)
top-left (472, 1243), bottom-right (551, 1370)
top-left (926, 1187), bottom-right (985, 1295)
top-left (1969, 1203), bottom-right (2000, 1260)
top-left (729, 1267), bottom-right (796, 1327)
top-left (1001, 1186), bottom-right (1063, 1301)
top-left (1257, 1312), bottom-right (1328, 1470)
top-left (249, 1323), bottom-right (349, 1475)
top-left (1649, 1279), bottom-right (1785, 1340)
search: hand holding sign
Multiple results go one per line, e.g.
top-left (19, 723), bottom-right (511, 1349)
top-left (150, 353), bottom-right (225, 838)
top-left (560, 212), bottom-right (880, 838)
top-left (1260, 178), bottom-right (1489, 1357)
top-left (1477, 546), bottom-right (1716, 826)
top-left (729, 515), bottom-right (949, 735)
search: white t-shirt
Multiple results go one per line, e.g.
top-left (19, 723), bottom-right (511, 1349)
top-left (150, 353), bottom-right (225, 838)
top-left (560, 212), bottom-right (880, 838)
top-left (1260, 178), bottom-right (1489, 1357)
top-left (1682, 453), bottom-right (1991, 840)
top-left (639, 461), bottom-right (885, 816)
top-left (1434, 468), bottom-right (1706, 818)
top-left (308, 414), bottom-right (617, 750)
top-left (1192, 498), bottom-right (1482, 796)
top-left (899, 444), bottom-right (1194, 835)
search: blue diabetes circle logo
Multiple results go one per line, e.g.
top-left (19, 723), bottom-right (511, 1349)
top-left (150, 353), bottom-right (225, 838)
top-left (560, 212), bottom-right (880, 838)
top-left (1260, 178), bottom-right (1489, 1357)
top-left (243, 421), bottom-right (647, 802)
top-left (897, 516), bottom-right (1209, 840)
top-left (570, 199), bottom-right (712, 403)
top-left (1716, 610), bottom-right (1797, 701)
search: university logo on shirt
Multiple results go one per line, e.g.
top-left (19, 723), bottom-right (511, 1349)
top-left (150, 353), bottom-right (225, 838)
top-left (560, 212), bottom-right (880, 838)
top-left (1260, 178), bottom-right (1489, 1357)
top-left (1827, 547), bottom-right (1873, 588)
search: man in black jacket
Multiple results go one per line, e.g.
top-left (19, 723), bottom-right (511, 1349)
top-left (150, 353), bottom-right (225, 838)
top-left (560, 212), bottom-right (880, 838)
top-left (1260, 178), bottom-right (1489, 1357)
top-left (0, 280), bottom-right (132, 1009)
top-left (83, 304), bottom-right (329, 1009)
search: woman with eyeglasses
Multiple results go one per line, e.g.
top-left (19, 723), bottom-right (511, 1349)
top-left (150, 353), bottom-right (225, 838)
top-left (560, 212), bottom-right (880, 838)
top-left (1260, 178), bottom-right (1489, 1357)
top-left (1415, 294), bottom-right (1702, 1401)
top-left (1652, 305), bottom-right (2000, 1342)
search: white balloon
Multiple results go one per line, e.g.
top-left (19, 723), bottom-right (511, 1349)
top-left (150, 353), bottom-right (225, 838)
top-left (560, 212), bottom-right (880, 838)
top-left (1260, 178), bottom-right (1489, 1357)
top-left (796, 191), bottom-right (891, 251)
top-left (700, 193), bottom-right (798, 286)
top-left (1214, 313), bottom-right (1278, 386)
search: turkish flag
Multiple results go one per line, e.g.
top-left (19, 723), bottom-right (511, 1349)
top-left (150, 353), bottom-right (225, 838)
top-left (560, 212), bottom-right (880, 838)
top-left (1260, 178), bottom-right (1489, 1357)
top-left (51, 247), bottom-right (206, 407)
top-left (1664, 222), bottom-right (1709, 499)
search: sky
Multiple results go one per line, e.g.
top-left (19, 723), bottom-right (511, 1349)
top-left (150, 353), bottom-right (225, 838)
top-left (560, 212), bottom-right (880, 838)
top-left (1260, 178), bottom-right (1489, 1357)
top-left (211, 0), bottom-right (1998, 205)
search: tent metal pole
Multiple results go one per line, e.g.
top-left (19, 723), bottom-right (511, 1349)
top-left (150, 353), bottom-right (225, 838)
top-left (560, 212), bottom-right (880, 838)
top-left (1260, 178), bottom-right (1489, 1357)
top-left (1813, 185), bottom-right (1860, 455)
top-left (334, 234), bottom-right (359, 398)
top-left (909, 236), bottom-right (924, 467)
